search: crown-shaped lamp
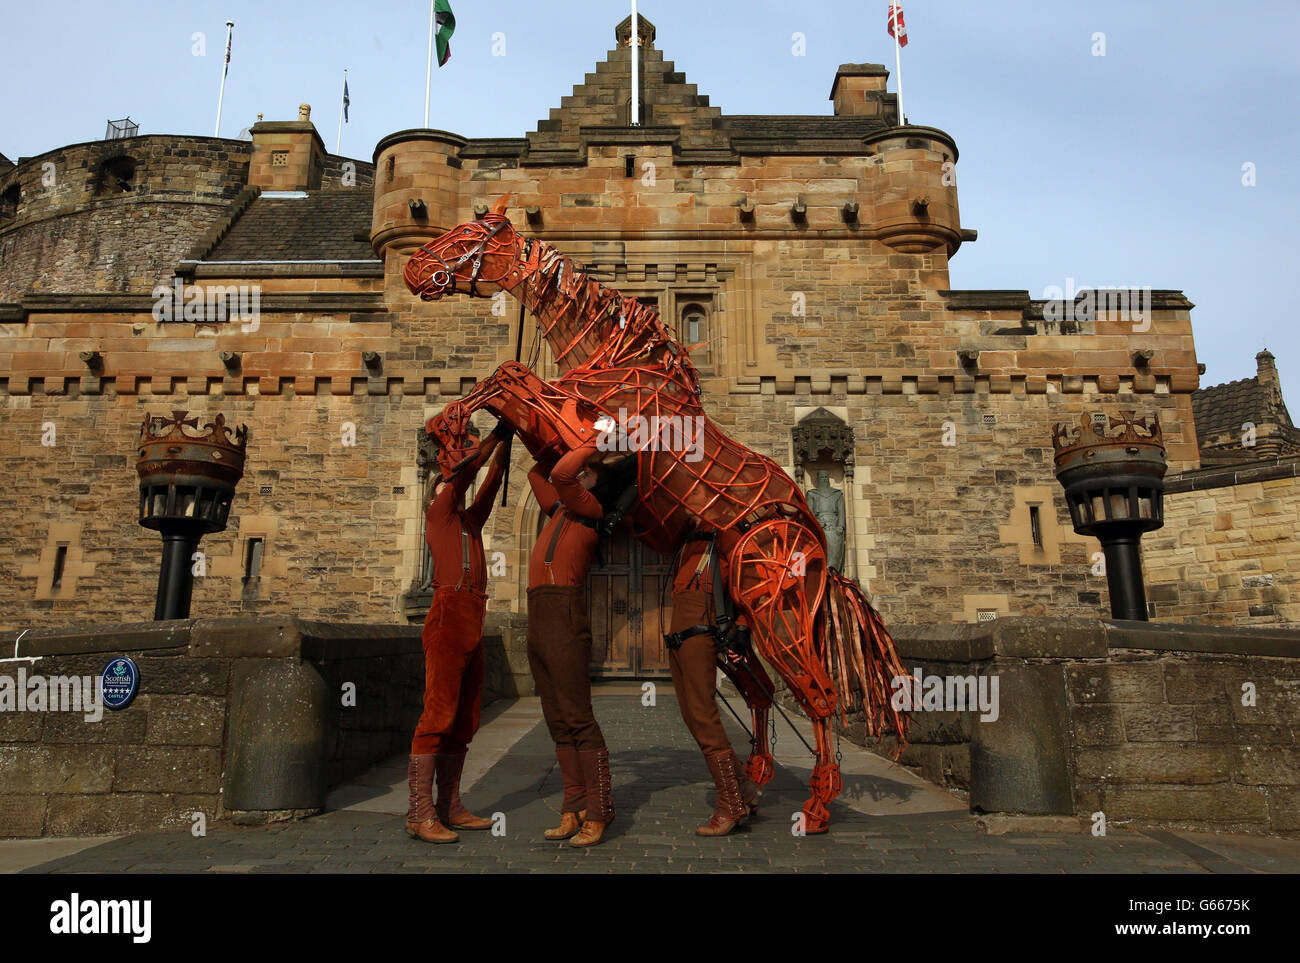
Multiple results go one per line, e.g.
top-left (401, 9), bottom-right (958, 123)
top-left (136, 411), bottom-right (249, 619)
top-left (1051, 411), bottom-right (1167, 621)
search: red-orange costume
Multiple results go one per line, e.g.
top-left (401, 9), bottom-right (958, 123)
top-left (664, 533), bottom-right (769, 834)
top-left (405, 428), bottom-right (506, 844)
top-left (525, 435), bottom-right (613, 846)
top-left (405, 196), bottom-right (910, 836)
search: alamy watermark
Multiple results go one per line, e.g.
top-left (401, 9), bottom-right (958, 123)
top-left (0, 667), bottom-right (104, 722)
top-left (1041, 278), bottom-right (1152, 331)
top-left (151, 278), bottom-right (261, 331)
top-left (594, 410), bottom-right (705, 463)
top-left (890, 667), bottom-right (1000, 722)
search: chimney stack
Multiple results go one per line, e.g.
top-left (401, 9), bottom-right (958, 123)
top-left (248, 102), bottom-right (326, 191)
top-left (1257, 349), bottom-right (1279, 391)
top-left (830, 64), bottom-right (893, 120)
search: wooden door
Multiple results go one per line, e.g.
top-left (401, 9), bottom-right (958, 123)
top-left (586, 529), bottom-right (672, 678)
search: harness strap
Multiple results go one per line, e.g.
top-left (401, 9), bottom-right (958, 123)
top-left (710, 535), bottom-right (735, 636)
top-left (664, 624), bottom-right (716, 650)
top-left (664, 533), bottom-right (740, 649)
top-left (544, 515), bottom-right (568, 572)
top-left (455, 518), bottom-right (471, 590)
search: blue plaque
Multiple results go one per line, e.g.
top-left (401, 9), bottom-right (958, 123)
top-left (100, 657), bottom-right (140, 711)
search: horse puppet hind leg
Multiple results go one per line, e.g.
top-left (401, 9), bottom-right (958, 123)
top-left (717, 650), bottom-right (775, 788)
top-left (727, 518), bottom-right (842, 834)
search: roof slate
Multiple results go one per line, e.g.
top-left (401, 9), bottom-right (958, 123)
top-left (1191, 376), bottom-right (1271, 439)
top-left (205, 191), bottom-right (375, 262)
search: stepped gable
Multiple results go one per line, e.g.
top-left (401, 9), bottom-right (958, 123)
top-left (500, 15), bottom-right (894, 166)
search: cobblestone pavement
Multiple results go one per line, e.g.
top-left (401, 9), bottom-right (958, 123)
top-left (22, 690), bottom-right (1300, 874)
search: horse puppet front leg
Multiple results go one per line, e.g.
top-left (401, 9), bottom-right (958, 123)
top-left (726, 516), bottom-right (842, 834)
top-left (432, 361), bottom-right (604, 470)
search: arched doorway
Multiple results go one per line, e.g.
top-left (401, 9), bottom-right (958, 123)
top-left (585, 528), bottom-right (672, 678)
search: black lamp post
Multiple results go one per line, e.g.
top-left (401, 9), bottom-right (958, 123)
top-left (1051, 411), bottom-right (1167, 621)
top-left (137, 410), bottom-right (248, 620)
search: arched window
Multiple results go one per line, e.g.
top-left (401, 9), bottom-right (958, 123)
top-left (679, 299), bottom-right (713, 368)
top-left (621, 97), bottom-right (648, 126)
top-left (0, 183), bottom-right (19, 221)
top-left (97, 156), bottom-right (136, 194)
top-left (681, 302), bottom-right (707, 344)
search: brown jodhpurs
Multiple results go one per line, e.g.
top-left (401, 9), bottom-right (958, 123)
top-left (411, 584), bottom-right (487, 755)
top-left (667, 588), bottom-right (734, 758)
top-left (526, 585), bottom-right (606, 752)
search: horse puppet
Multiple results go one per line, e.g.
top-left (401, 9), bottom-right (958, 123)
top-left (404, 195), bottom-right (909, 833)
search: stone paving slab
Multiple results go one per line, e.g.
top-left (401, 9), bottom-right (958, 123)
top-left (20, 691), bottom-right (1300, 874)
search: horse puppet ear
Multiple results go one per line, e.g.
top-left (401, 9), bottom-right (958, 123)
top-left (490, 193), bottom-right (512, 217)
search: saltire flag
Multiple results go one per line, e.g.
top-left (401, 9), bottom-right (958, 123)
top-left (343, 78), bottom-right (350, 122)
top-left (223, 29), bottom-right (233, 76)
top-left (435, 0), bottom-right (456, 66)
top-left (887, 2), bottom-right (908, 47)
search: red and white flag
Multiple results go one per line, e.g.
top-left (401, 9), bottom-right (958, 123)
top-left (888, 2), bottom-right (908, 47)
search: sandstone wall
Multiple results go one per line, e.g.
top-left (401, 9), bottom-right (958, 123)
top-left (875, 618), bottom-right (1300, 835)
top-left (0, 136), bottom-right (252, 299)
top-left (1144, 461), bottom-right (1300, 626)
top-left (0, 617), bottom-right (443, 838)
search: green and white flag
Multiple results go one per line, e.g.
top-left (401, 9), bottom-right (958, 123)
top-left (435, 0), bottom-right (456, 66)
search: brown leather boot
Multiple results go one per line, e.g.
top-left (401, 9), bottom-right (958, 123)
top-left (571, 747), bottom-right (614, 848)
top-left (545, 746), bottom-right (587, 840)
top-left (696, 751), bottom-right (749, 837)
top-left (405, 754), bottom-right (458, 843)
top-left (435, 751), bottom-right (493, 830)
top-left (733, 751), bottom-right (761, 815)
top-left (545, 812), bottom-right (583, 840)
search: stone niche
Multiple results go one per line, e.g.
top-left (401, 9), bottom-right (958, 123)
top-left (793, 407), bottom-right (855, 576)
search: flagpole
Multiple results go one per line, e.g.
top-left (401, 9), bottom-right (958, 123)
top-left (424, 0), bottom-right (435, 127)
top-left (214, 20), bottom-right (234, 137)
top-left (891, 2), bottom-right (905, 125)
top-left (337, 68), bottom-right (347, 154)
top-left (630, 0), bottom-right (640, 126)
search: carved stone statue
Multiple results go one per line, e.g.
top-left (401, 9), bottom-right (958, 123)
top-left (806, 470), bottom-right (845, 572)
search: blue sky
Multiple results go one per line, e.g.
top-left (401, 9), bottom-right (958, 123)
top-left (4, 1), bottom-right (1298, 405)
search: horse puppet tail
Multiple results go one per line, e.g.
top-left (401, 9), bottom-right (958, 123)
top-left (818, 572), bottom-right (910, 758)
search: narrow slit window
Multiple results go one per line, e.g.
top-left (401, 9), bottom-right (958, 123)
top-left (1029, 505), bottom-right (1043, 549)
top-left (51, 544), bottom-right (68, 590)
top-left (243, 537), bottom-right (264, 583)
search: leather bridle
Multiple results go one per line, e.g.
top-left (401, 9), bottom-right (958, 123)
top-left (407, 215), bottom-right (515, 300)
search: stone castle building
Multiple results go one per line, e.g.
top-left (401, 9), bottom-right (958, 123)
top-left (2, 15), bottom-right (1296, 689)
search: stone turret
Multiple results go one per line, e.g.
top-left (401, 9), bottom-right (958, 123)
top-left (867, 126), bottom-right (963, 254)
top-left (369, 130), bottom-right (468, 261)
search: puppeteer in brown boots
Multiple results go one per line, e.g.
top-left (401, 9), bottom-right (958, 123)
top-left (526, 437), bottom-right (636, 847)
top-left (664, 533), bottom-right (762, 837)
top-left (405, 421), bottom-right (509, 844)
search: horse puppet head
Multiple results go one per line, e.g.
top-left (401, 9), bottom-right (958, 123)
top-left (403, 194), bottom-right (523, 302)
